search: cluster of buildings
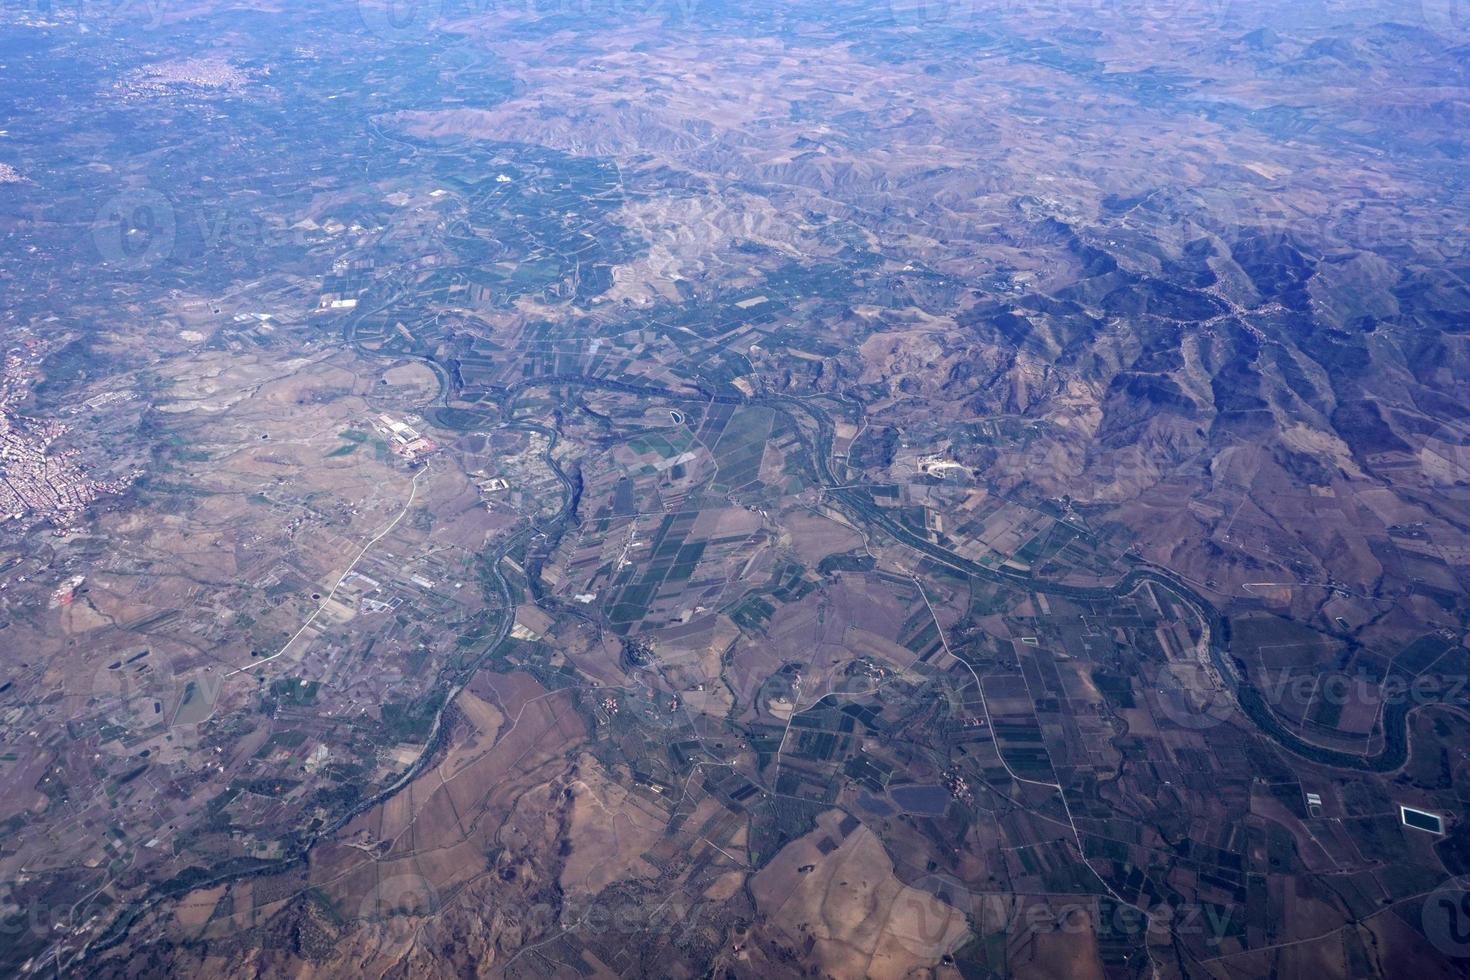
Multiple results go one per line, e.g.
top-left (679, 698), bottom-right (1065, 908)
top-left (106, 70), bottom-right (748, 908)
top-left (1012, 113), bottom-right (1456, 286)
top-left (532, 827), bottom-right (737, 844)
top-left (49, 574), bottom-right (86, 608)
top-left (0, 355), bottom-right (129, 533)
top-left (117, 57), bottom-right (251, 98)
top-left (372, 413), bottom-right (437, 461)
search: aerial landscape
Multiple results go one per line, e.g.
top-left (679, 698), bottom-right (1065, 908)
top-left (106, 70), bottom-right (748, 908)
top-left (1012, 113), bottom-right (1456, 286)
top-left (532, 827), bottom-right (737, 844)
top-left (1, 0), bottom-right (1469, 976)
